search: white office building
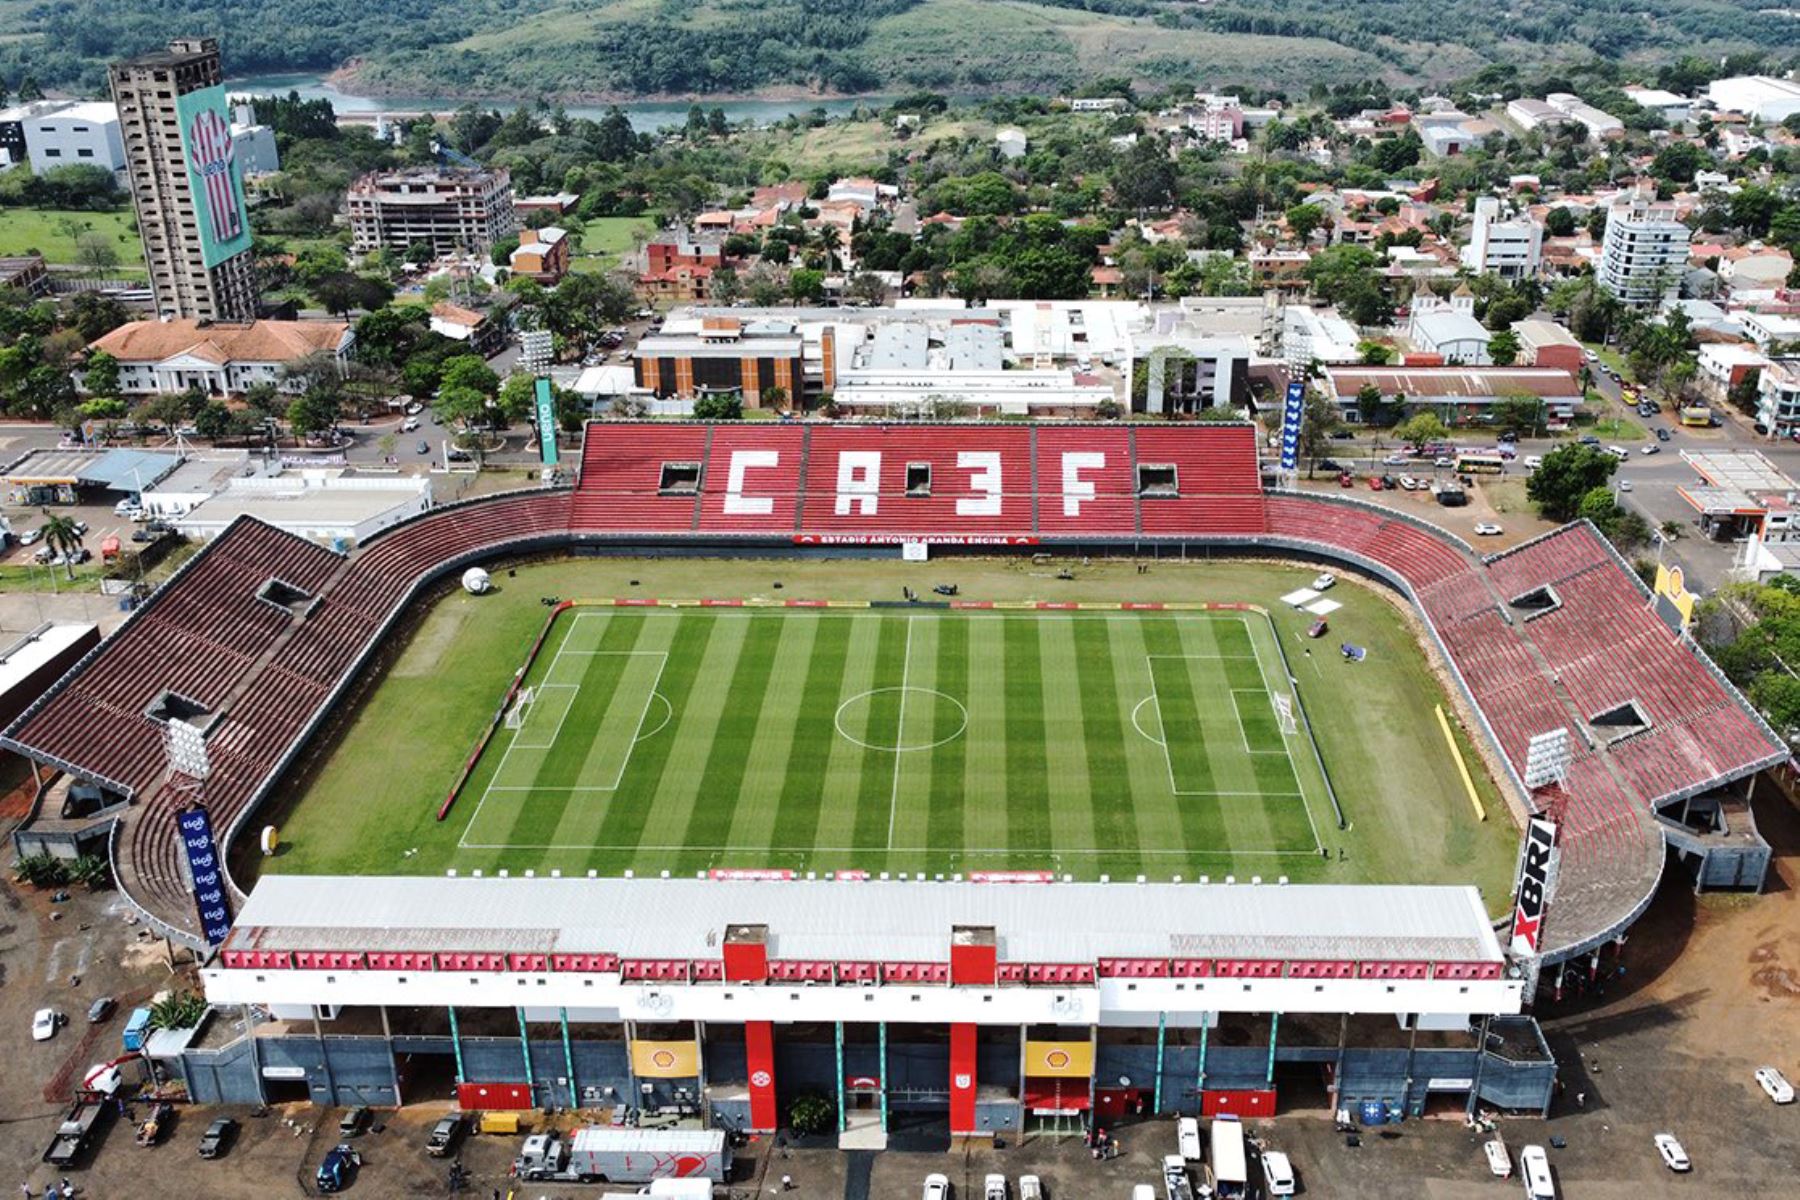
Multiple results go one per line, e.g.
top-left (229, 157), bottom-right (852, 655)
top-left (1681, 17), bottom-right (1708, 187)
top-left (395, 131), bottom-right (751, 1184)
top-left (1462, 197), bottom-right (1542, 280)
top-left (0, 100), bottom-right (126, 178)
top-left (1408, 289), bottom-right (1492, 364)
top-left (1544, 94), bottom-right (1624, 141)
top-left (1598, 193), bottom-right (1691, 308)
top-left (1706, 76), bottom-right (1800, 124)
top-left (229, 104), bottom-right (279, 176)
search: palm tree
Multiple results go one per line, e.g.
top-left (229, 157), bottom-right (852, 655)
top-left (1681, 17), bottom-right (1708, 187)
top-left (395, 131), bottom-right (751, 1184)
top-left (814, 225), bottom-right (843, 272)
top-left (40, 513), bottom-right (84, 579)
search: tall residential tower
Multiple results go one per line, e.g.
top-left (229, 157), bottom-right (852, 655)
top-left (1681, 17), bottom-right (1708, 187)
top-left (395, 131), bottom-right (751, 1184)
top-left (109, 37), bottom-right (257, 321)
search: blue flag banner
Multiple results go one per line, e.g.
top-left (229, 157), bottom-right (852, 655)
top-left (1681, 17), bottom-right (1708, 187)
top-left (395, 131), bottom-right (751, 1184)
top-left (1279, 380), bottom-right (1306, 472)
top-left (177, 805), bottom-right (232, 946)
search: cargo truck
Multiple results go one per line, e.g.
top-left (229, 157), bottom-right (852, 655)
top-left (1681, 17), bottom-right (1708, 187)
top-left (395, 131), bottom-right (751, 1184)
top-left (44, 1099), bottom-right (112, 1166)
top-left (512, 1128), bottom-right (730, 1185)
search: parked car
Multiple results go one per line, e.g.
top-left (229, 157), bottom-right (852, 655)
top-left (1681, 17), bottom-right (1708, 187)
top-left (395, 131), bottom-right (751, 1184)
top-left (1318, 458), bottom-right (1343, 473)
top-left (1619, 479), bottom-right (1633, 492)
top-left (1524, 455), bottom-right (1543, 469)
top-left (316, 1144), bottom-right (360, 1193)
top-left (1656, 427), bottom-right (1672, 442)
top-left (32, 1008), bottom-right (61, 1041)
top-left (1433, 456), bottom-right (1454, 468)
top-left (1579, 434), bottom-right (1601, 446)
top-left (1018, 1176), bottom-right (1044, 1200)
top-left (1653, 1132), bottom-right (1690, 1172)
top-left (338, 1107), bottom-right (369, 1138)
top-left (1398, 475), bottom-right (1419, 490)
top-left (922, 1173), bottom-right (951, 1200)
top-left (425, 1115), bottom-right (463, 1157)
top-left (86, 996), bottom-right (115, 1024)
top-left (197, 1116), bottom-right (235, 1159)
top-left (1339, 472), bottom-right (1354, 488)
top-left (403, 401), bottom-right (424, 415)
top-left (1605, 445), bottom-right (1630, 460)
top-left (400, 417), bottom-right (420, 433)
top-left (1484, 1138), bottom-right (1512, 1177)
top-left (1330, 429), bottom-right (1356, 440)
top-left (18, 527), bottom-right (42, 545)
top-left (1312, 572), bottom-right (1337, 591)
top-left (1260, 1150), bottom-right (1296, 1197)
top-left (1756, 1066), bottom-right (1794, 1104)
top-left (415, 440), bottom-right (430, 455)
top-left (1474, 522), bottom-right (1503, 536)
top-left (985, 1174), bottom-right (1007, 1200)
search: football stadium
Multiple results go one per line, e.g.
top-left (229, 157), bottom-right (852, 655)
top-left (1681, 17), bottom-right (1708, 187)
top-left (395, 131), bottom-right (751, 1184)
top-left (2, 420), bottom-right (1785, 1137)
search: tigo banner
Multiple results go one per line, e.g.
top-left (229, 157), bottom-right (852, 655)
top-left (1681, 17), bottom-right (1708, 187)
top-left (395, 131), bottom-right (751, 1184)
top-left (631, 1040), bottom-right (700, 1077)
top-left (1024, 1040), bottom-right (1093, 1078)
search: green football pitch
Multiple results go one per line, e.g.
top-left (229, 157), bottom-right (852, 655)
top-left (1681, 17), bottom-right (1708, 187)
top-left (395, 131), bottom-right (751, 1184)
top-left (452, 604), bottom-right (1331, 869)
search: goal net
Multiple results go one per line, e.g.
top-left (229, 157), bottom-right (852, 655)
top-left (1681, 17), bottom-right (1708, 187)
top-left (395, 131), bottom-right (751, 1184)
top-left (504, 687), bottom-right (536, 730)
top-left (1271, 693), bottom-right (1298, 736)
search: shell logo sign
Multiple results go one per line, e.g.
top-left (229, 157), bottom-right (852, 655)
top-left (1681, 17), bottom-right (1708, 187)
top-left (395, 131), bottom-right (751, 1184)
top-left (631, 1040), bottom-right (699, 1078)
top-left (1025, 1041), bottom-right (1094, 1079)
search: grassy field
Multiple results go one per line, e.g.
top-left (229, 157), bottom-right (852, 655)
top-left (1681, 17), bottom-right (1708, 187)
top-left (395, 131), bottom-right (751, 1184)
top-left (264, 557), bottom-right (1519, 911)
top-left (569, 216), bottom-right (655, 275)
top-left (0, 207), bottom-right (142, 274)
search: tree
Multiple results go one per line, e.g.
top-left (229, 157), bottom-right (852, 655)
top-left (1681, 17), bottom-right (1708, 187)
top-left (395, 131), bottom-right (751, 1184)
top-left (1395, 412), bottom-right (1449, 448)
top-left (147, 990), bottom-right (207, 1032)
top-left (1728, 367), bottom-right (1763, 416)
top-left (788, 1093), bottom-right (834, 1137)
top-left (67, 292), bottom-right (128, 342)
top-left (81, 350), bottom-right (120, 398)
top-left (40, 513), bottom-right (84, 579)
top-left (1526, 444), bottom-right (1617, 521)
top-left (1490, 393), bottom-right (1543, 436)
top-left (193, 400), bottom-right (233, 441)
top-left (760, 384), bottom-right (789, 410)
top-left (1303, 245), bottom-right (1386, 326)
top-left (1488, 329), bottom-right (1521, 366)
top-left (1111, 137), bottom-right (1177, 212)
top-left (1298, 389), bottom-right (1340, 476)
top-left (1286, 204), bottom-right (1323, 244)
top-left (1651, 141), bottom-right (1704, 184)
top-left (74, 231), bottom-right (118, 275)
top-left (692, 392), bottom-right (743, 421)
top-left (1357, 341), bottom-right (1393, 366)
top-left (242, 381), bottom-right (284, 421)
top-left (1544, 207), bottom-right (1577, 238)
top-left (788, 268), bottom-right (825, 303)
top-left (287, 390), bottom-right (340, 438)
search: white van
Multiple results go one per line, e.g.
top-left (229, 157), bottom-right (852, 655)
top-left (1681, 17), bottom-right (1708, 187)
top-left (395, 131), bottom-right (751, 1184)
top-left (1605, 445), bottom-right (1629, 460)
top-left (1260, 1150), bottom-right (1296, 1196)
top-left (1132, 1186), bottom-right (1157, 1200)
top-left (1520, 1144), bottom-right (1555, 1199)
top-left (1176, 1116), bottom-right (1202, 1162)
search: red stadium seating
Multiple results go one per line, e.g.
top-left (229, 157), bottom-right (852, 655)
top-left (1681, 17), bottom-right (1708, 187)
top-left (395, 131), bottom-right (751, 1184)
top-left (1034, 425), bottom-right (1136, 536)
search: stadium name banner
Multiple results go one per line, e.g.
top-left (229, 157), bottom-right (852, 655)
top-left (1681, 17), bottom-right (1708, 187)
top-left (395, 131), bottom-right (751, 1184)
top-left (1279, 380), bottom-right (1305, 472)
top-left (631, 1040), bottom-right (700, 1078)
top-left (534, 377), bottom-right (559, 467)
top-left (1023, 1040), bottom-right (1094, 1079)
top-left (1508, 816), bottom-right (1558, 958)
top-left (177, 804), bottom-right (233, 946)
top-left (174, 84), bottom-right (252, 269)
top-left (794, 534), bottom-right (1038, 546)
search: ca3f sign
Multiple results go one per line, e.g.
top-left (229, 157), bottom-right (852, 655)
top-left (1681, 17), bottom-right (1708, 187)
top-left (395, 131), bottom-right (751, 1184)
top-left (1509, 817), bottom-right (1559, 957)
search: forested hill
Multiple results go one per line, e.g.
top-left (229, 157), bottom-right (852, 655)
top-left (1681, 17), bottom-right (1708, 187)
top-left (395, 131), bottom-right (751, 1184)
top-left (3, 0), bottom-right (1794, 100)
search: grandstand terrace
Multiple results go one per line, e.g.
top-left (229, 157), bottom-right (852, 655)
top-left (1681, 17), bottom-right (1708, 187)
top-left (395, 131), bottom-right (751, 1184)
top-left (1, 421), bottom-right (1784, 971)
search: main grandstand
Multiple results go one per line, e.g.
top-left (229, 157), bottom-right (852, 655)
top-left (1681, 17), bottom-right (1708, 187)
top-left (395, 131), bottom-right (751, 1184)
top-left (0, 421), bottom-right (1786, 1128)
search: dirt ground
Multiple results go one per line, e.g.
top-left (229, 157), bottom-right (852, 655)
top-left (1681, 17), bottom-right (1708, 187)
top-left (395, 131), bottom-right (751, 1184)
top-left (4, 788), bottom-right (1798, 1198)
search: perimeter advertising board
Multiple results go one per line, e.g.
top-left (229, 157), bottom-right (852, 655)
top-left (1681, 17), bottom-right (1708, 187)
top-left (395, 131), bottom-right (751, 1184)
top-left (174, 84), bottom-right (252, 269)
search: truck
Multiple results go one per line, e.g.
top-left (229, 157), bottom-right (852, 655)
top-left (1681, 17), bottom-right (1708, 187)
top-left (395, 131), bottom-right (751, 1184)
top-left (512, 1128), bottom-right (730, 1185)
top-left (122, 1007), bottom-right (152, 1053)
top-left (44, 1099), bottom-right (112, 1166)
top-left (1208, 1115), bottom-right (1247, 1200)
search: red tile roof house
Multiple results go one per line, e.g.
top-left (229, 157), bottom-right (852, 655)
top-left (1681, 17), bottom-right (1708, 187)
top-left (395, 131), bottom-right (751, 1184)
top-left (83, 319), bottom-right (352, 397)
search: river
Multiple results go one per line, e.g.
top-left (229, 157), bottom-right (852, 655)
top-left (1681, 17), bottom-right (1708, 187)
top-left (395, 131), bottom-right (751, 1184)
top-left (224, 73), bottom-right (887, 134)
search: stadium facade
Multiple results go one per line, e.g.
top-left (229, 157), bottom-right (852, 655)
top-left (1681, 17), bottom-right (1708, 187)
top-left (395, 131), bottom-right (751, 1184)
top-left (3, 422), bottom-right (1785, 1132)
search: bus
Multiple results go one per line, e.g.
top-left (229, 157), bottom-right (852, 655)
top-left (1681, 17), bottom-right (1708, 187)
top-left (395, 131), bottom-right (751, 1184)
top-left (1208, 1116), bottom-right (1247, 1199)
top-left (1454, 452), bottom-right (1506, 476)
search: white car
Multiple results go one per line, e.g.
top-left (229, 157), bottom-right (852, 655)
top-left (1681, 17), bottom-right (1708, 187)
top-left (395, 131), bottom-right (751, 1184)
top-left (1474, 522), bottom-right (1503, 536)
top-left (923, 1173), bottom-right (951, 1200)
top-left (401, 416), bottom-right (421, 432)
top-left (1398, 475), bottom-right (1419, 490)
top-left (1524, 454), bottom-right (1543, 470)
top-left (1618, 479), bottom-right (1633, 492)
top-left (1640, 444), bottom-right (1660, 455)
top-left (985, 1174), bottom-right (1006, 1200)
top-left (1018, 1176), bottom-right (1044, 1200)
top-left (1756, 1066), bottom-right (1794, 1103)
top-left (1312, 572), bottom-right (1337, 591)
top-left (1383, 453), bottom-right (1408, 466)
top-left (31, 1008), bottom-right (60, 1041)
top-left (1654, 1132), bottom-right (1690, 1172)
top-left (1260, 1149), bottom-right (1296, 1196)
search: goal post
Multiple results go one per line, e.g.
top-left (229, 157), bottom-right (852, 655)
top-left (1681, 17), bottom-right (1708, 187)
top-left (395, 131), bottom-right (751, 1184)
top-left (1271, 692), bottom-right (1298, 736)
top-left (504, 686), bottom-right (536, 730)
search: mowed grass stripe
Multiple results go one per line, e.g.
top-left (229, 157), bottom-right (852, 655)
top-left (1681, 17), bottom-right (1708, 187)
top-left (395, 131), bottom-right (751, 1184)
top-left (1102, 617), bottom-right (1187, 861)
top-left (1173, 618), bottom-right (1282, 854)
top-left (1140, 617), bottom-right (1230, 854)
top-left (960, 615), bottom-right (1009, 859)
top-left (1070, 616), bottom-right (1141, 872)
top-left (849, 617), bottom-right (911, 851)
top-left (719, 614), bottom-right (821, 855)
top-left (1039, 619), bottom-right (1098, 859)
top-left (768, 614), bottom-right (853, 856)
top-left (671, 613), bottom-right (790, 873)
top-left (497, 611), bottom-right (646, 847)
top-left (1002, 616), bottom-right (1052, 864)
top-left (924, 616), bottom-right (970, 861)
top-left (885, 615), bottom-right (943, 865)
top-left (637, 614), bottom-right (753, 854)
top-left (587, 613), bottom-right (716, 855)
top-left (813, 616), bottom-right (884, 851)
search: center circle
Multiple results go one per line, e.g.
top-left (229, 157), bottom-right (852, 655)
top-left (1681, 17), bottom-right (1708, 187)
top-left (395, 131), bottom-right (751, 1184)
top-left (834, 687), bottom-right (969, 752)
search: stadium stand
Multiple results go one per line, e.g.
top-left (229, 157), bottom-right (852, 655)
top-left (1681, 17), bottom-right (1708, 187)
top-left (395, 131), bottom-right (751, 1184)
top-left (1, 423), bottom-right (1784, 967)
